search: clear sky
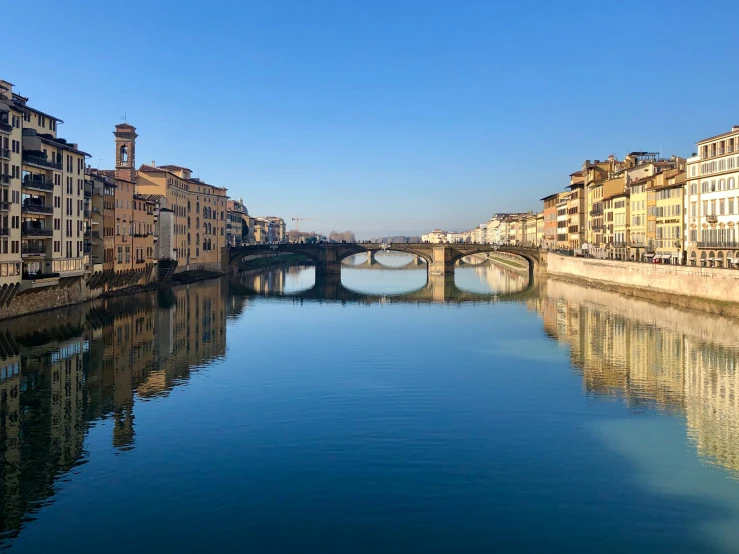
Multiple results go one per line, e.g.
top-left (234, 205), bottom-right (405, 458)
top-left (4, 0), bottom-right (738, 238)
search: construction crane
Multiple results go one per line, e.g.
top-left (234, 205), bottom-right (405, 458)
top-left (292, 217), bottom-right (317, 232)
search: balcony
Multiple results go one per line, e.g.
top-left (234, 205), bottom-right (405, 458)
top-left (0, 122), bottom-right (11, 133)
top-left (84, 244), bottom-right (92, 254)
top-left (706, 214), bottom-right (718, 223)
top-left (613, 242), bottom-right (628, 248)
top-left (0, 202), bottom-right (9, 212)
top-left (22, 271), bottom-right (59, 280)
top-left (21, 244), bottom-right (48, 256)
top-left (21, 226), bottom-right (53, 237)
top-left (22, 177), bottom-right (54, 192)
top-left (84, 209), bottom-right (91, 218)
top-left (0, 148), bottom-right (9, 160)
top-left (22, 202), bottom-right (53, 215)
top-left (697, 241), bottom-right (739, 249)
top-left (0, 228), bottom-right (9, 236)
top-left (22, 153), bottom-right (62, 170)
top-left (0, 174), bottom-right (10, 184)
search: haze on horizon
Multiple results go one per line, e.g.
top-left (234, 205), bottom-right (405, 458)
top-left (3, 0), bottom-right (737, 239)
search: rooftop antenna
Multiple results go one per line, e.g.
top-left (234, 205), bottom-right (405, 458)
top-left (97, 158), bottom-right (105, 169)
top-left (122, 113), bottom-right (127, 122)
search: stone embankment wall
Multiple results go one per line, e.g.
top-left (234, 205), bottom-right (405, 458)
top-left (0, 280), bottom-right (88, 320)
top-left (546, 254), bottom-right (739, 314)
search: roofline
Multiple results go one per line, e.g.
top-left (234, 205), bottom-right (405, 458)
top-left (697, 128), bottom-right (739, 145)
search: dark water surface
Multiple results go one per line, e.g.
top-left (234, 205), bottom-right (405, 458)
top-left (2, 256), bottom-right (739, 553)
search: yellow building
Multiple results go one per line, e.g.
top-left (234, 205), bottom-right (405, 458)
top-left (610, 192), bottom-right (630, 260)
top-left (535, 212), bottom-right (544, 246)
top-left (566, 172), bottom-right (586, 250)
top-left (126, 124), bottom-right (227, 272)
top-left (654, 170), bottom-right (686, 264)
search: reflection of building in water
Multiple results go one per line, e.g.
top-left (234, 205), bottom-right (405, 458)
top-left (684, 340), bottom-right (739, 472)
top-left (473, 262), bottom-right (528, 295)
top-left (533, 278), bottom-right (739, 474)
top-left (0, 279), bottom-right (227, 541)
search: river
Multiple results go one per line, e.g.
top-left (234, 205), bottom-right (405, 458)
top-left (1, 253), bottom-right (739, 553)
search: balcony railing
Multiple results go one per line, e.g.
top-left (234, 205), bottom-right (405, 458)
top-left (22, 178), bottom-right (54, 192)
top-left (706, 215), bottom-right (718, 223)
top-left (21, 226), bottom-right (53, 237)
top-left (0, 228), bottom-right (9, 236)
top-left (22, 271), bottom-right (59, 280)
top-left (613, 242), bottom-right (628, 248)
top-left (0, 122), bottom-right (11, 133)
top-left (0, 202), bottom-right (10, 211)
top-left (21, 245), bottom-right (48, 256)
top-left (22, 153), bottom-right (62, 170)
top-left (22, 202), bottom-right (53, 215)
top-left (0, 174), bottom-right (10, 184)
top-left (0, 148), bottom-right (9, 160)
top-left (697, 241), bottom-right (739, 248)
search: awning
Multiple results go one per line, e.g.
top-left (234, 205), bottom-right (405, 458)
top-left (644, 253), bottom-right (656, 258)
top-left (662, 254), bottom-right (673, 260)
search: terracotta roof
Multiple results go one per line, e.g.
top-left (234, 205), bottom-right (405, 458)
top-left (135, 193), bottom-right (164, 202)
top-left (159, 164), bottom-right (192, 172)
top-left (138, 164), bottom-right (168, 174)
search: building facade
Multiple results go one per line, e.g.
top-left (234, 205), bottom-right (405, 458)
top-left (0, 78), bottom-right (90, 299)
top-left (685, 127), bottom-right (739, 268)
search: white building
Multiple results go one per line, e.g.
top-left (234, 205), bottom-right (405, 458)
top-left (684, 126), bottom-right (739, 268)
top-left (421, 229), bottom-right (447, 243)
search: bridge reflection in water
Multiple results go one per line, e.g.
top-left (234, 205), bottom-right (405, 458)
top-left (231, 257), bottom-right (532, 303)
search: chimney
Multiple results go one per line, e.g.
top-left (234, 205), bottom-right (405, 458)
top-left (733, 125), bottom-right (739, 132)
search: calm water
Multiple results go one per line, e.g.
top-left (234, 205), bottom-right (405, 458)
top-left (2, 254), bottom-right (739, 552)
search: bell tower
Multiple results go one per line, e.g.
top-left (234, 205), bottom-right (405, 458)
top-left (114, 123), bottom-right (138, 182)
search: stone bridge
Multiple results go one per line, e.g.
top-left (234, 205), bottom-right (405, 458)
top-left (224, 243), bottom-right (545, 276)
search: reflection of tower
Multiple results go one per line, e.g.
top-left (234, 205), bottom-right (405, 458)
top-left (114, 123), bottom-right (138, 183)
top-left (113, 405), bottom-right (135, 450)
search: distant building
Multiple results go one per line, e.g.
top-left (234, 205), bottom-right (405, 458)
top-left (226, 199), bottom-right (250, 246)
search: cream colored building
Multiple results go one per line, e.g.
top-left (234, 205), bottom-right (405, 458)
top-left (685, 126), bottom-right (739, 268)
top-left (0, 79), bottom-right (89, 296)
top-left (421, 229), bottom-right (447, 243)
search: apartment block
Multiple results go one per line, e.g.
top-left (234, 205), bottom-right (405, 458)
top-left (0, 78), bottom-right (90, 301)
top-left (685, 126), bottom-right (739, 267)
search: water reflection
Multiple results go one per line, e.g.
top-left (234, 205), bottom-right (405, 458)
top-left (3, 269), bottom-right (739, 551)
top-left (0, 280), bottom-right (227, 541)
top-left (232, 259), bottom-right (530, 302)
top-left (530, 278), bottom-right (739, 475)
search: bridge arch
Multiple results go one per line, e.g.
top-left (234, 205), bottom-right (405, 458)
top-left (336, 247), bottom-right (432, 267)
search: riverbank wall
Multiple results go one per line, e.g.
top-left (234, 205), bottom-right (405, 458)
top-left (488, 253), bottom-right (530, 275)
top-left (0, 269), bottom-right (223, 321)
top-left (545, 253), bottom-right (739, 316)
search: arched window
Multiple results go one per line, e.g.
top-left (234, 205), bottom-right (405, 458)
top-left (196, 202), bottom-right (200, 214)
top-left (120, 144), bottom-right (128, 164)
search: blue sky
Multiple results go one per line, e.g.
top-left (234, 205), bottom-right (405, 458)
top-left (4, 0), bottom-right (738, 238)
